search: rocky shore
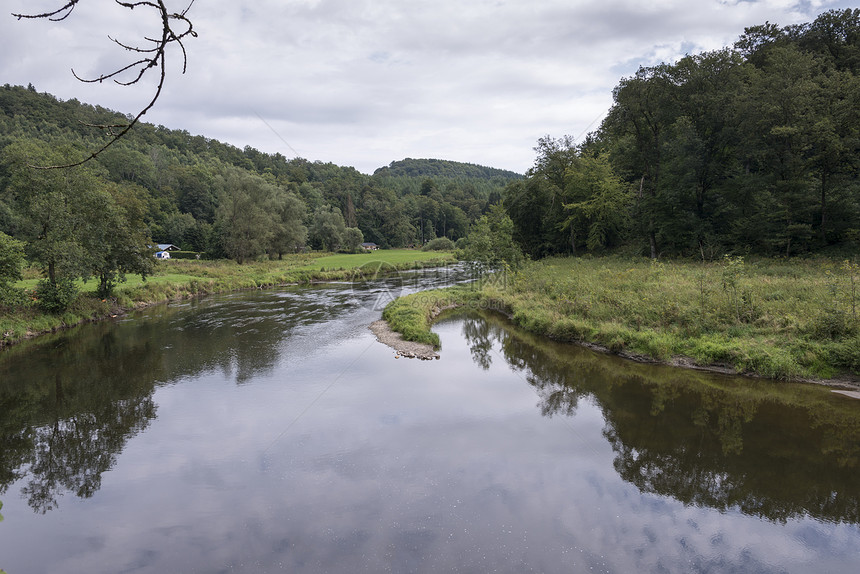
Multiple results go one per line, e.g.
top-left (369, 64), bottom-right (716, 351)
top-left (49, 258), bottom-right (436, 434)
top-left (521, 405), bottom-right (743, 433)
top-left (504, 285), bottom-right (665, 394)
top-left (369, 320), bottom-right (440, 360)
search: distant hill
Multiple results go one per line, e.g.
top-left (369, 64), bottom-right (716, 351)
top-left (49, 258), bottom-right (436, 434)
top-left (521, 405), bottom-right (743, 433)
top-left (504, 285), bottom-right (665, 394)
top-left (0, 84), bottom-right (515, 250)
top-left (374, 158), bottom-right (521, 181)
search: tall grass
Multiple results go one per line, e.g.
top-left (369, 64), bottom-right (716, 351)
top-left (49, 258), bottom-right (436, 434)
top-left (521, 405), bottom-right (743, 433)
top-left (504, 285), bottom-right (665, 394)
top-left (383, 255), bottom-right (860, 381)
top-left (487, 256), bottom-right (860, 380)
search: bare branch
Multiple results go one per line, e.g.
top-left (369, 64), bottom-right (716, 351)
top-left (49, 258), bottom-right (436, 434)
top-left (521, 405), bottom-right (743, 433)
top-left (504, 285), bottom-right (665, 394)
top-left (11, 1), bottom-right (197, 169)
top-left (12, 0), bottom-right (81, 21)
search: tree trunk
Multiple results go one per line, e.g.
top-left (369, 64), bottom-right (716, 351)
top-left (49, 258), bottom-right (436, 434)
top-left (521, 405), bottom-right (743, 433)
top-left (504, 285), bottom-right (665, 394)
top-left (820, 172), bottom-right (827, 243)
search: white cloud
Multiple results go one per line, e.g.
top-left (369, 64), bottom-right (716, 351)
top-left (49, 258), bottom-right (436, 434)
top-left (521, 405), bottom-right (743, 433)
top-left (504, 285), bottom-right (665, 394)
top-left (1, 0), bottom-right (856, 173)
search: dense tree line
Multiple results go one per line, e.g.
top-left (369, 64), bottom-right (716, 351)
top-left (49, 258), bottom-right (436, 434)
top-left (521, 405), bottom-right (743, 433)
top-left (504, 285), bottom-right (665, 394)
top-left (506, 9), bottom-right (860, 259)
top-left (0, 84), bottom-right (517, 308)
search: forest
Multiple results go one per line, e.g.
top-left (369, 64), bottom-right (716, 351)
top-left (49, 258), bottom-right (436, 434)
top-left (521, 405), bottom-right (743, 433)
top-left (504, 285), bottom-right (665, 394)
top-left (0, 85), bottom-right (518, 306)
top-left (506, 9), bottom-right (860, 260)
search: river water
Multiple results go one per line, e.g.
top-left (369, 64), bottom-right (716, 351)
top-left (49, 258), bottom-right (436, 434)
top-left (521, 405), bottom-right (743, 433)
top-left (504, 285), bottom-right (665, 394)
top-left (1, 268), bottom-right (859, 573)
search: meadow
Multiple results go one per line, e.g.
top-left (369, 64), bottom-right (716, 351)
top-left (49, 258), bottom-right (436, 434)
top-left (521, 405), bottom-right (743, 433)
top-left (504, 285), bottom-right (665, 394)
top-left (388, 256), bottom-right (860, 381)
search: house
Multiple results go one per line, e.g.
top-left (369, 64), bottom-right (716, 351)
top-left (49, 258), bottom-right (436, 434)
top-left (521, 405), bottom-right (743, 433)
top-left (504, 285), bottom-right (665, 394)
top-left (361, 242), bottom-right (379, 251)
top-left (157, 243), bottom-right (181, 251)
top-left (155, 251), bottom-right (171, 259)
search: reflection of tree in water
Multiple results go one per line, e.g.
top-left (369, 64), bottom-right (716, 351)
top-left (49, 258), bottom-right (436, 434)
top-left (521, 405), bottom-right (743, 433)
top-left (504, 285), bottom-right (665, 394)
top-left (462, 315), bottom-right (584, 417)
top-left (462, 311), bottom-right (860, 525)
top-left (462, 317), bottom-right (493, 370)
top-left (21, 378), bottom-right (156, 513)
top-left (0, 287), bottom-right (357, 513)
top-left (0, 330), bottom-right (162, 513)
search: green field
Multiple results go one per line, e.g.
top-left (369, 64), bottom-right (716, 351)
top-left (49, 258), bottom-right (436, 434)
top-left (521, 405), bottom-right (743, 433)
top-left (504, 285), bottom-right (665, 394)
top-left (386, 255), bottom-right (860, 382)
top-left (2, 250), bottom-right (454, 347)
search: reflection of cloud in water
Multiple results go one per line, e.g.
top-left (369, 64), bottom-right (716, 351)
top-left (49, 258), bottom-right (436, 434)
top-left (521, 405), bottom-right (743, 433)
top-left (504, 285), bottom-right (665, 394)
top-left (2, 295), bottom-right (859, 573)
top-left (22, 327), bottom-right (858, 573)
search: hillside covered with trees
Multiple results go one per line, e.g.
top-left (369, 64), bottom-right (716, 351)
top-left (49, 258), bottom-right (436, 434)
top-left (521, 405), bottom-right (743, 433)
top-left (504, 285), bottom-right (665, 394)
top-left (0, 84), bottom-right (518, 307)
top-left (505, 9), bottom-right (860, 260)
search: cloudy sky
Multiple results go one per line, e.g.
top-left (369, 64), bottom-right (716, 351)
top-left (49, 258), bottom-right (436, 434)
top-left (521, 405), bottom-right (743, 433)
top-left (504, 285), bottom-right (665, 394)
top-left (2, 0), bottom-right (857, 174)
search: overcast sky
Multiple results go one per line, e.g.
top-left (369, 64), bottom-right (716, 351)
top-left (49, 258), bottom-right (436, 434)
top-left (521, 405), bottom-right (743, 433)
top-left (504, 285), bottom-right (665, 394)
top-left (2, 1), bottom-right (857, 174)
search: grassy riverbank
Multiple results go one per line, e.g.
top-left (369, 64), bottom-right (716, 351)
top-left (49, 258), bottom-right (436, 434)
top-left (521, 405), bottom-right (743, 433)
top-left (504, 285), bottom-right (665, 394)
top-left (386, 256), bottom-right (860, 382)
top-left (1, 250), bottom-right (454, 347)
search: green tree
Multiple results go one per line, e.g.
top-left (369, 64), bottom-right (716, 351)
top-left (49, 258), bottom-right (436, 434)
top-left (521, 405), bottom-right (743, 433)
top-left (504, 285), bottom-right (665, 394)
top-left (745, 44), bottom-right (820, 256)
top-left (458, 204), bottom-right (524, 274)
top-left (504, 136), bottom-right (579, 257)
top-left (97, 144), bottom-right (156, 189)
top-left (794, 8), bottom-right (860, 73)
top-left (0, 231), bottom-right (25, 286)
top-left (341, 227), bottom-right (365, 253)
top-left (268, 188), bottom-right (307, 259)
top-left (661, 49), bottom-right (746, 256)
top-left (0, 231), bottom-right (26, 306)
top-left (172, 163), bottom-right (217, 223)
top-left (562, 154), bottom-right (632, 251)
top-left (603, 65), bottom-right (678, 258)
top-left (158, 212), bottom-right (196, 247)
top-left (4, 140), bottom-right (103, 288)
top-left (215, 168), bottom-right (277, 264)
top-left (309, 205), bottom-right (346, 251)
top-left (89, 183), bottom-right (155, 297)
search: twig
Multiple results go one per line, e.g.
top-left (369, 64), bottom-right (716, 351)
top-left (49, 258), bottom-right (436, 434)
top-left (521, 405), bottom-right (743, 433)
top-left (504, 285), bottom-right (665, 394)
top-left (11, 1), bottom-right (197, 168)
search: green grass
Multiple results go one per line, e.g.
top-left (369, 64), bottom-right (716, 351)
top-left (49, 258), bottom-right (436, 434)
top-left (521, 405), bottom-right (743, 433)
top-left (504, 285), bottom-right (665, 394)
top-left (382, 285), bottom-right (481, 348)
top-left (383, 255), bottom-right (860, 381)
top-left (296, 249), bottom-right (453, 270)
top-left (494, 256), bottom-right (860, 380)
top-left (2, 250), bottom-right (454, 347)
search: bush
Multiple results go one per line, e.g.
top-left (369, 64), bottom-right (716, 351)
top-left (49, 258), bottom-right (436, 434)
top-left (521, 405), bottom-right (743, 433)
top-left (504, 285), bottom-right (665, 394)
top-left (35, 278), bottom-right (78, 314)
top-left (341, 227), bottom-right (365, 253)
top-left (0, 285), bottom-right (30, 308)
top-left (422, 237), bottom-right (455, 251)
top-left (828, 335), bottom-right (860, 373)
top-left (812, 308), bottom-right (855, 339)
top-left (0, 232), bottom-right (25, 286)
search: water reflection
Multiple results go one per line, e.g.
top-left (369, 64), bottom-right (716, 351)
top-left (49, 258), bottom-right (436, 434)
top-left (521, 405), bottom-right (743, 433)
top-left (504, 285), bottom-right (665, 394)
top-left (460, 311), bottom-right (860, 525)
top-left (0, 285), bottom-right (858, 573)
top-left (0, 285), bottom-right (367, 512)
top-left (0, 331), bottom-right (160, 513)
top-left (0, 266), bottom-right (471, 515)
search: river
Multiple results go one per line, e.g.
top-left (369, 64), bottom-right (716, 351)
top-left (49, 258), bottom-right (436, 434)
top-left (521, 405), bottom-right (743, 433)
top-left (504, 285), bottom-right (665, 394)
top-left (1, 267), bottom-right (858, 573)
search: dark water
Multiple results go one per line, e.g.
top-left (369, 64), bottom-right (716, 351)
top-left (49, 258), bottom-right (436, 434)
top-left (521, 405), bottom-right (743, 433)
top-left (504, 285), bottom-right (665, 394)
top-left (1, 270), bottom-right (859, 573)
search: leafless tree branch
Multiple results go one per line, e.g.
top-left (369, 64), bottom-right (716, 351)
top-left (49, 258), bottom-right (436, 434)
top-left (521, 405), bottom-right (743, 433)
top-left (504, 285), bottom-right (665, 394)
top-left (11, 0), bottom-right (197, 168)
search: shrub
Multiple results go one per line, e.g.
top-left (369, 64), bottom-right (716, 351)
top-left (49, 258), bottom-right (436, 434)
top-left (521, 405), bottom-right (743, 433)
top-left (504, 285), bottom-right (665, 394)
top-left (0, 232), bottom-right (25, 287)
top-left (35, 277), bottom-right (78, 314)
top-left (422, 237), bottom-right (455, 251)
top-left (812, 308), bottom-right (855, 339)
top-left (0, 285), bottom-right (29, 308)
top-left (828, 335), bottom-right (860, 372)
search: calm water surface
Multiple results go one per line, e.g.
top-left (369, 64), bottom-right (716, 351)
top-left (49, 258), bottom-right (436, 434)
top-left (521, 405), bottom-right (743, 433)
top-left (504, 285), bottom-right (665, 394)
top-left (1, 270), bottom-right (859, 573)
